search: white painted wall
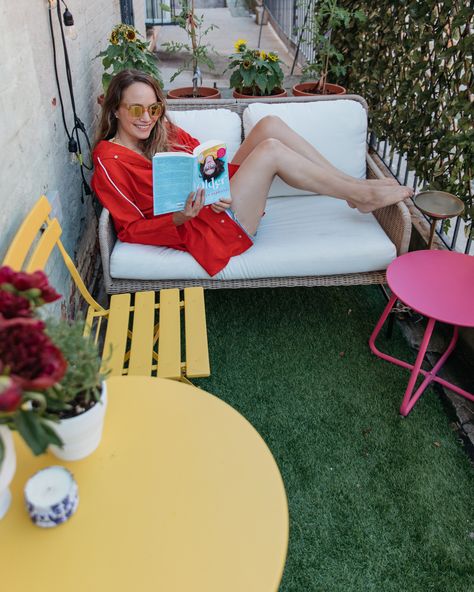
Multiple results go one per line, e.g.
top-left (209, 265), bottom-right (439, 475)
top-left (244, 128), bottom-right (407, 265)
top-left (0, 0), bottom-right (146, 312)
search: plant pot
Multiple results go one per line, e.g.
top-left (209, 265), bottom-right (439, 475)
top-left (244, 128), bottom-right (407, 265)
top-left (48, 382), bottom-right (108, 461)
top-left (292, 82), bottom-right (346, 96)
top-left (232, 88), bottom-right (288, 99)
top-left (167, 87), bottom-right (222, 100)
top-left (0, 426), bottom-right (16, 520)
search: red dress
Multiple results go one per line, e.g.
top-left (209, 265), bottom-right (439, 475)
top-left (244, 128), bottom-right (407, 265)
top-left (91, 125), bottom-right (251, 277)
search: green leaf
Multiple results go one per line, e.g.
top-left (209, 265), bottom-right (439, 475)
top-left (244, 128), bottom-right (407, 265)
top-left (13, 411), bottom-right (52, 456)
top-left (0, 435), bottom-right (4, 467)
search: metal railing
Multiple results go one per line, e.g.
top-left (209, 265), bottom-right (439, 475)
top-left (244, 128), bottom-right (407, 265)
top-left (146, 0), bottom-right (179, 26)
top-left (369, 134), bottom-right (472, 255)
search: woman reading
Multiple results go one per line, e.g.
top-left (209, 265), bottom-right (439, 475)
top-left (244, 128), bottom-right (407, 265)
top-left (92, 69), bottom-right (412, 277)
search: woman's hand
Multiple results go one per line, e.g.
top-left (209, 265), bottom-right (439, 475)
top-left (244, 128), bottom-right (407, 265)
top-left (210, 197), bottom-right (232, 214)
top-left (172, 188), bottom-right (205, 226)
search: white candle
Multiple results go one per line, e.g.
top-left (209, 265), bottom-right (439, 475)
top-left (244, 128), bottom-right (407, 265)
top-left (24, 466), bottom-right (79, 528)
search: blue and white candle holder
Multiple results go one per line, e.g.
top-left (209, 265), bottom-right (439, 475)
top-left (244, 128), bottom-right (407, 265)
top-left (24, 466), bottom-right (79, 528)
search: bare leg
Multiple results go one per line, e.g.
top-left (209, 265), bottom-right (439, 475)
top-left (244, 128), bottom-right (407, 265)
top-left (230, 138), bottom-right (412, 235)
top-left (231, 115), bottom-right (397, 187)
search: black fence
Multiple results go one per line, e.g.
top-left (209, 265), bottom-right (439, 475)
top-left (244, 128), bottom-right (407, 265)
top-left (146, 0), bottom-right (179, 26)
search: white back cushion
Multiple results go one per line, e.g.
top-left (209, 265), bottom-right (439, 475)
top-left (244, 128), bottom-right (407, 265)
top-left (243, 100), bottom-right (368, 197)
top-left (167, 108), bottom-right (242, 161)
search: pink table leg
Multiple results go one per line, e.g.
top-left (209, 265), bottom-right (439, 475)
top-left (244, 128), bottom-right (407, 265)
top-left (369, 299), bottom-right (474, 416)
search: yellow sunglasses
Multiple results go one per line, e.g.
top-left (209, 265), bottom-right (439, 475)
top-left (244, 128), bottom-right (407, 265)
top-left (122, 102), bottom-right (163, 118)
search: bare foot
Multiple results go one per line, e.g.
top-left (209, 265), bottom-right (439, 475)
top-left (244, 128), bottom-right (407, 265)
top-left (356, 184), bottom-right (413, 213)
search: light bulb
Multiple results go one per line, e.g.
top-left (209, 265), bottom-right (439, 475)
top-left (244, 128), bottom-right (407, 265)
top-left (65, 24), bottom-right (78, 40)
top-left (63, 8), bottom-right (78, 40)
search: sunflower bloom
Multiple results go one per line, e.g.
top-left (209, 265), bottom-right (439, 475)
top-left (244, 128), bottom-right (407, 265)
top-left (260, 50), bottom-right (267, 59)
top-left (234, 39), bottom-right (247, 52)
top-left (126, 29), bottom-right (137, 42)
top-left (242, 59), bottom-right (252, 70)
top-left (110, 31), bottom-right (118, 45)
top-left (267, 52), bottom-right (279, 62)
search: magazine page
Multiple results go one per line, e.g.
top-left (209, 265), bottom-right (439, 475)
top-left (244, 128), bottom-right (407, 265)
top-left (153, 152), bottom-right (194, 215)
top-left (193, 141), bottom-right (231, 206)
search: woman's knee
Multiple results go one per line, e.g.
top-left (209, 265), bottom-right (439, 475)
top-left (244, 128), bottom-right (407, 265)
top-left (254, 115), bottom-right (285, 137)
top-left (251, 137), bottom-right (285, 168)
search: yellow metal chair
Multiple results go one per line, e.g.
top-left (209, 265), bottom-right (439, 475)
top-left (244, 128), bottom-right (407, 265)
top-left (2, 195), bottom-right (210, 383)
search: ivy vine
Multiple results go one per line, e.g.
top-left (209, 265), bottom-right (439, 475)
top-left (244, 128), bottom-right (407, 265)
top-left (332, 0), bottom-right (473, 233)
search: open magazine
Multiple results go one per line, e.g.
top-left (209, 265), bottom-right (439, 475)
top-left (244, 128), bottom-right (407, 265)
top-left (152, 140), bottom-right (231, 216)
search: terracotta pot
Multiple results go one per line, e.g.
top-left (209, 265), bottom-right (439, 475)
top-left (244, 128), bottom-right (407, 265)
top-left (232, 88), bottom-right (288, 99)
top-left (167, 87), bottom-right (222, 100)
top-left (292, 82), bottom-right (346, 96)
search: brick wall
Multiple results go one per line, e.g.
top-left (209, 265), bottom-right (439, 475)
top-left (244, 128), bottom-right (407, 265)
top-left (0, 0), bottom-right (144, 315)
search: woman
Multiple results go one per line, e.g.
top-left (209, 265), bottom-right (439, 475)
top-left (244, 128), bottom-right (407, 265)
top-left (92, 69), bottom-right (412, 277)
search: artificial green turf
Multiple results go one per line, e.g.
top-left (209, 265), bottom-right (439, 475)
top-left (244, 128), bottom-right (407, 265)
top-left (197, 285), bottom-right (474, 592)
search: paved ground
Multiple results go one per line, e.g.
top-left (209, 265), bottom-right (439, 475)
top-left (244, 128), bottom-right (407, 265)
top-left (150, 6), bottom-right (301, 92)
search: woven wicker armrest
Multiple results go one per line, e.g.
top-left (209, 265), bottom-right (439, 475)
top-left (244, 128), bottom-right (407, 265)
top-left (99, 208), bottom-right (116, 294)
top-left (366, 153), bottom-right (411, 255)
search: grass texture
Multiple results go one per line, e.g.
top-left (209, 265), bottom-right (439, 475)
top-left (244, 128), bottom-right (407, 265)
top-left (198, 285), bottom-right (474, 592)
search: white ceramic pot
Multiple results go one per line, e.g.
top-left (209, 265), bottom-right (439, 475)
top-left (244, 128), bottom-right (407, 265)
top-left (48, 382), bottom-right (108, 461)
top-left (0, 425), bottom-right (16, 519)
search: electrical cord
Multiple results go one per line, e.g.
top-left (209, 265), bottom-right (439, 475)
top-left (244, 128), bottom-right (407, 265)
top-left (48, 0), bottom-right (92, 197)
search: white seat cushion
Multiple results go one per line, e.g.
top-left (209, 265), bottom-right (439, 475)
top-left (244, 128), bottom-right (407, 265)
top-left (110, 196), bottom-right (396, 280)
top-left (243, 100), bottom-right (368, 197)
top-left (167, 108), bottom-right (242, 161)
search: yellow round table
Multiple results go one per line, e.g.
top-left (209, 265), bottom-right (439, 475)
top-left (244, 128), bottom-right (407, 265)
top-left (1, 376), bottom-right (288, 592)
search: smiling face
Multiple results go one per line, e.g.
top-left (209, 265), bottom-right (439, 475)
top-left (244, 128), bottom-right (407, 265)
top-left (115, 82), bottom-right (160, 148)
top-left (203, 155), bottom-right (217, 176)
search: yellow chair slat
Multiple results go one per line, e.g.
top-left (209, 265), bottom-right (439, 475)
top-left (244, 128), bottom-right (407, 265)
top-left (26, 219), bottom-right (62, 273)
top-left (128, 291), bottom-right (156, 376)
top-left (184, 287), bottom-right (210, 378)
top-left (5, 196), bottom-right (210, 384)
top-left (157, 289), bottom-right (182, 380)
top-left (101, 293), bottom-right (131, 376)
top-left (2, 195), bottom-right (51, 270)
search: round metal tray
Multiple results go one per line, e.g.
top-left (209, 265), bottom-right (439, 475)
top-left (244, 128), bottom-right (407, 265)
top-left (414, 190), bottom-right (465, 219)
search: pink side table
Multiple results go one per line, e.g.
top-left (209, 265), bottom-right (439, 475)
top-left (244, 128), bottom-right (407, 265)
top-left (369, 250), bottom-right (474, 416)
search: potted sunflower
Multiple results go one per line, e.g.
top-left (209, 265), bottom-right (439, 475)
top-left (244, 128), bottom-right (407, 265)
top-left (228, 39), bottom-right (287, 98)
top-left (97, 23), bottom-right (162, 100)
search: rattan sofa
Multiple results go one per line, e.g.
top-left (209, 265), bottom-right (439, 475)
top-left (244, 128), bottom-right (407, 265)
top-left (98, 95), bottom-right (411, 293)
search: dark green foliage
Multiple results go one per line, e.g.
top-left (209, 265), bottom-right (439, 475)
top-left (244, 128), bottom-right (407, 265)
top-left (302, 0), bottom-right (365, 88)
top-left (332, 0), bottom-right (473, 232)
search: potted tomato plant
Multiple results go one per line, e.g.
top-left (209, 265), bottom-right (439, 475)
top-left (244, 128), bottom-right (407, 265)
top-left (293, 0), bottom-right (365, 96)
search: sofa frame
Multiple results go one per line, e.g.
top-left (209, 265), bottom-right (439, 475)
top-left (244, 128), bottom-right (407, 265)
top-left (99, 95), bottom-right (412, 293)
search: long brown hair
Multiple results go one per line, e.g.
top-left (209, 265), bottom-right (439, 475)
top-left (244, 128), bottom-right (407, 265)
top-left (95, 69), bottom-right (172, 160)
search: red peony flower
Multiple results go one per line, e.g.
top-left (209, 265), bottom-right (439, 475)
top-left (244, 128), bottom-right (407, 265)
top-left (0, 318), bottom-right (67, 390)
top-left (0, 376), bottom-right (22, 412)
top-left (0, 266), bottom-right (61, 307)
top-left (0, 290), bottom-right (32, 318)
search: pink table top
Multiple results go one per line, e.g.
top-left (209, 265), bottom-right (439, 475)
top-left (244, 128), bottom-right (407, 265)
top-left (387, 250), bottom-right (474, 327)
